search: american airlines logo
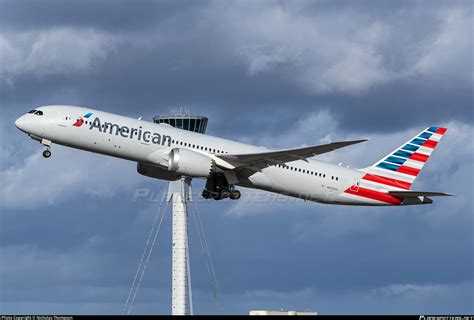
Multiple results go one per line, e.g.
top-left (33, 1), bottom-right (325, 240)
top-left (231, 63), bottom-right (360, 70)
top-left (73, 112), bottom-right (93, 127)
top-left (87, 116), bottom-right (172, 146)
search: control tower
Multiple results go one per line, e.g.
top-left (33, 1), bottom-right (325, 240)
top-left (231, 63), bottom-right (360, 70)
top-left (153, 109), bottom-right (208, 315)
top-left (153, 108), bottom-right (208, 133)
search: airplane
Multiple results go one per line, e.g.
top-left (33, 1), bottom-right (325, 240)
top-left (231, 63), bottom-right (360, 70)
top-left (14, 105), bottom-right (453, 206)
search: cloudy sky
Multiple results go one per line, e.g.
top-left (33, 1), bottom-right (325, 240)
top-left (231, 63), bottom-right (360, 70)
top-left (0, 0), bottom-right (473, 315)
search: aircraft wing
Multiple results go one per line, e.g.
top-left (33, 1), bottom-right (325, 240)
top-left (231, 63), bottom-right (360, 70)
top-left (216, 139), bottom-right (368, 169)
top-left (388, 191), bottom-right (454, 197)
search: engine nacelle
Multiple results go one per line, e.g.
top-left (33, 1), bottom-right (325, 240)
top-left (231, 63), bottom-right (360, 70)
top-left (137, 162), bottom-right (181, 181)
top-left (168, 148), bottom-right (214, 178)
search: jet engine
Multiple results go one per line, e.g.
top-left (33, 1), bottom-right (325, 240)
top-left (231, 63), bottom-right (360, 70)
top-left (168, 148), bottom-right (214, 178)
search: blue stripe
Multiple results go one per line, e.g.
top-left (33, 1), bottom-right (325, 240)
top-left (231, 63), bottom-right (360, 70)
top-left (385, 156), bottom-right (406, 165)
top-left (84, 112), bottom-right (93, 118)
top-left (418, 132), bottom-right (432, 139)
top-left (427, 127), bottom-right (438, 133)
top-left (377, 162), bottom-right (400, 171)
top-left (402, 144), bottom-right (419, 152)
top-left (410, 138), bottom-right (426, 146)
top-left (393, 150), bottom-right (412, 158)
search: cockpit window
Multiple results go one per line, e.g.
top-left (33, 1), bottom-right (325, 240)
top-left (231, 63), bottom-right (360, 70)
top-left (34, 110), bottom-right (43, 115)
top-left (28, 110), bottom-right (37, 114)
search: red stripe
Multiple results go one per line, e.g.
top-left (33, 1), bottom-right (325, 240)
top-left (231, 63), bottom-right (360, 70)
top-left (344, 187), bottom-right (402, 205)
top-left (397, 165), bottom-right (420, 176)
top-left (362, 174), bottom-right (411, 190)
top-left (423, 139), bottom-right (438, 148)
top-left (409, 152), bottom-right (429, 163)
top-left (435, 127), bottom-right (447, 135)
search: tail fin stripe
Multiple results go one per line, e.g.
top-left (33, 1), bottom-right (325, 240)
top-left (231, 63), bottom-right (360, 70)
top-left (402, 144), bottom-right (420, 152)
top-left (416, 146), bottom-right (434, 155)
top-left (436, 128), bottom-right (447, 135)
top-left (385, 156), bottom-right (407, 165)
top-left (409, 152), bottom-right (429, 162)
top-left (377, 162), bottom-right (399, 171)
top-left (418, 132), bottom-right (433, 139)
top-left (427, 127), bottom-right (439, 133)
top-left (429, 133), bottom-right (443, 142)
top-left (394, 150), bottom-right (413, 158)
top-left (403, 159), bottom-right (424, 169)
top-left (362, 174), bottom-right (411, 190)
top-left (396, 165), bottom-right (420, 176)
top-left (422, 139), bottom-right (438, 148)
top-left (368, 167), bottom-right (415, 182)
top-left (411, 138), bottom-right (427, 146)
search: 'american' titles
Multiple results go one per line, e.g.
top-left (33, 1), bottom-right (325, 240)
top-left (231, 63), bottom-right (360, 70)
top-left (89, 117), bottom-right (172, 146)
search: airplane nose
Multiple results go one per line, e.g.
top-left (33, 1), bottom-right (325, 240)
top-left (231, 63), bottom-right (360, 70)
top-left (15, 116), bottom-right (26, 132)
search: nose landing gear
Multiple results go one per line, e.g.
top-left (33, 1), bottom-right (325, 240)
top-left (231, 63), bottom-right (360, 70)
top-left (41, 138), bottom-right (52, 158)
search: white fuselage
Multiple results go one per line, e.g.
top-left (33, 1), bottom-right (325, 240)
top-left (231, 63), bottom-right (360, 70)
top-left (15, 105), bottom-right (390, 206)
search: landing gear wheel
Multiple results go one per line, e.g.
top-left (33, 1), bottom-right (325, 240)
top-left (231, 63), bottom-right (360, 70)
top-left (202, 190), bottom-right (211, 199)
top-left (221, 190), bottom-right (231, 199)
top-left (230, 190), bottom-right (241, 200)
top-left (42, 150), bottom-right (51, 158)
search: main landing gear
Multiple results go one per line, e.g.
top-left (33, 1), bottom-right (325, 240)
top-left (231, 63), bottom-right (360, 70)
top-left (202, 173), bottom-right (241, 200)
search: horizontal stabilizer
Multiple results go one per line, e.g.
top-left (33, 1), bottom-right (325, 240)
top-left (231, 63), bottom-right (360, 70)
top-left (388, 191), bottom-right (454, 198)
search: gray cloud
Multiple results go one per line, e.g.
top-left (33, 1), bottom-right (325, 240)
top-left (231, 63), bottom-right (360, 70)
top-left (0, 0), bottom-right (472, 133)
